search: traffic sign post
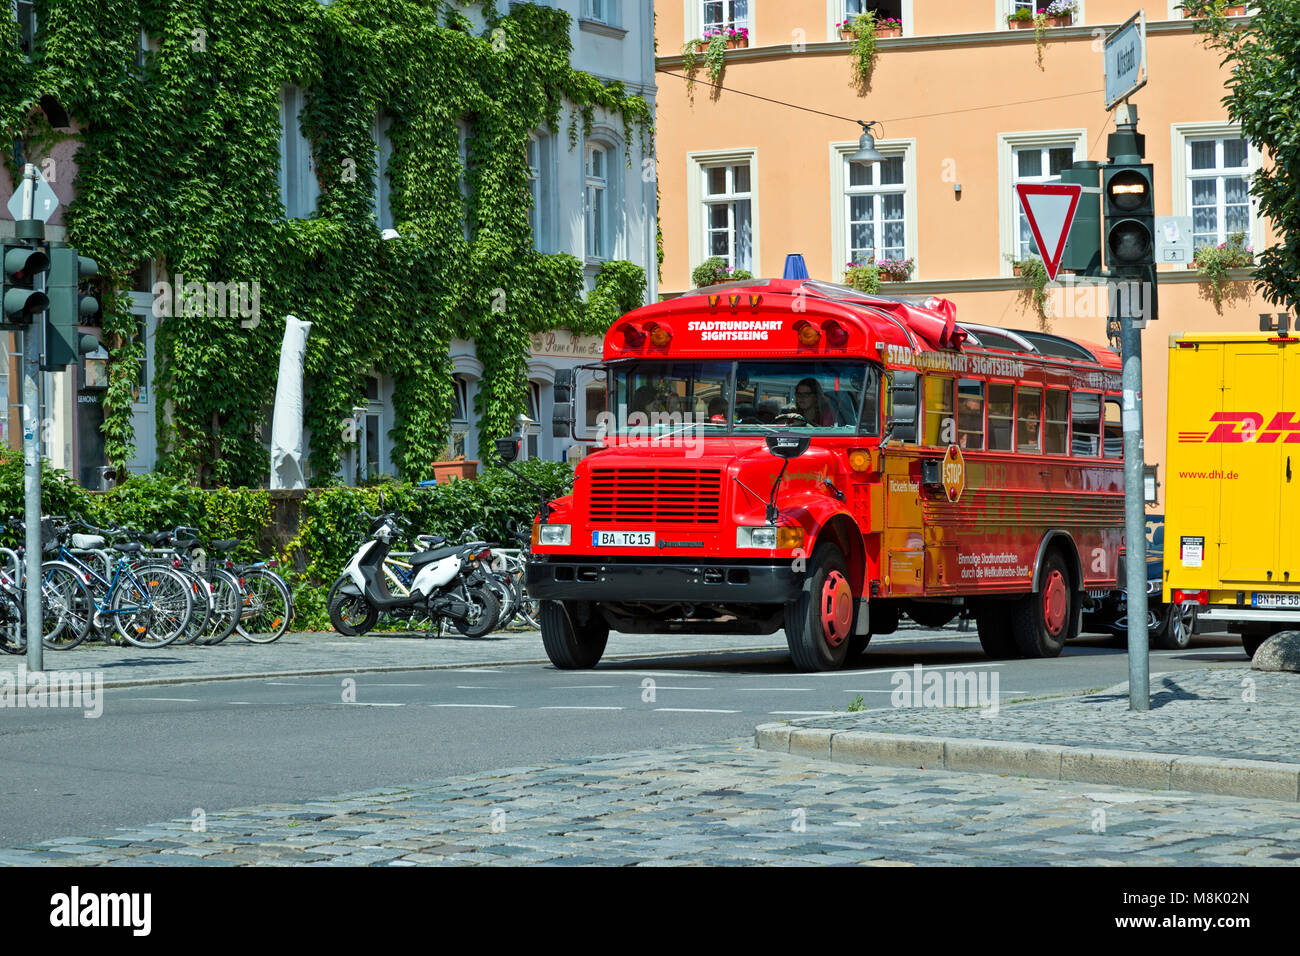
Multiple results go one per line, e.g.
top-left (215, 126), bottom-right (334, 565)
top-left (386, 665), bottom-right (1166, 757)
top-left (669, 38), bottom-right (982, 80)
top-left (1015, 183), bottom-right (1084, 282)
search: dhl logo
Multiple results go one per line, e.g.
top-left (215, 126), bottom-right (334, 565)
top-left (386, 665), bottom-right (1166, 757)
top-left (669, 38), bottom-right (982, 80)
top-left (1179, 412), bottom-right (1300, 443)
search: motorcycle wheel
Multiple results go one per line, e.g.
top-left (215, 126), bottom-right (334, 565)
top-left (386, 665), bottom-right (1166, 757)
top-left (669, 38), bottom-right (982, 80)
top-left (452, 584), bottom-right (501, 638)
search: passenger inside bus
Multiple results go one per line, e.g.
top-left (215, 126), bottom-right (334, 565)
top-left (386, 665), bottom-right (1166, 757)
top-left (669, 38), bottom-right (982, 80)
top-left (707, 396), bottom-right (729, 423)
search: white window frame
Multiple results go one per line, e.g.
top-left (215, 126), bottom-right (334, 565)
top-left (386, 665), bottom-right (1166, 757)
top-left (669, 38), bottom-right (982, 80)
top-left (996, 129), bottom-right (1087, 276)
top-left (447, 375), bottom-right (470, 461)
top-left (1171, 123), bottom-right (1263, 254)
top-left (371, 113), bottom-right (394, 231)
top-left (695, 156), bottom-right (755, 274)
top-left (585, 142), bottom-right (611, 261)
top-left (997, 0), bottom-right (1086, 30)
top-left (584, 0), bottom-right (619, 25)
top-left (12, 0), bottom-right (35, 58)
top-left (830, 139), bottom-right (917, 281)
top-left (684, 0), bottom-right (752, 41)
top-left (827, 1), bottom-right (914, 40)
top-left (279, 86), bottom-right (319, 220)
top-left (457, 119), bottom-right (471, 240)
top-left (527, 131), bottom-right (556, 253)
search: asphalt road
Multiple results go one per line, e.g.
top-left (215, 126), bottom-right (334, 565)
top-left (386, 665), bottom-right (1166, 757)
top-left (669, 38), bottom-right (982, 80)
top-left (0, 629), bottom-right (1249, 848)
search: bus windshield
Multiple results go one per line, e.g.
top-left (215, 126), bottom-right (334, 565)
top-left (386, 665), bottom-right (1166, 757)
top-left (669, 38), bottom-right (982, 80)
top-left (610, 361), bottom-right (879, 435)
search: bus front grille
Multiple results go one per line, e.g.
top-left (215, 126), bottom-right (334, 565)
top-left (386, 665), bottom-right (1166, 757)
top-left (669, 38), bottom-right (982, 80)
top-left (588, 468), bottom-right (723, 525)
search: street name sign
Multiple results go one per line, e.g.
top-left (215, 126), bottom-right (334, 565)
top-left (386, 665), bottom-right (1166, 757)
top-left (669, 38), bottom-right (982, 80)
top-left (5, 166), bottom-right (59, 224)
top-left (1015, 183), bottom-right (1083, 282)
top-left (1105, 11), bottom-right (1148, 110)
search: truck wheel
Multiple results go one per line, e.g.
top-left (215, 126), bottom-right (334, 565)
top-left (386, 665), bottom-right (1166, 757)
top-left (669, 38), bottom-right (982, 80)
top-left (785, 545), bottom-right (855, 672)
top-left (975, 601), bottom-right (1020, 659)
top-left (1011, 551), bottom-right (1072, 658)
top-left (1241, 634), bottom-right (1266, 659)
top-left (539, 600), bottom-right (609, 669)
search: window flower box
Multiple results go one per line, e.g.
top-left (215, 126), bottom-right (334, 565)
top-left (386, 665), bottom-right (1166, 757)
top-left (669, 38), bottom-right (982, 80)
top-left (874, 18), bottom-right (903, 38)
top-left (429, 459), bottom-right (479, 482)
top-left (722, 26), bottom-right (749, 48)
top-left (1008, 16), bottom-right (1035, 29)
top-left (1047, 13), bottom-right (1072, 26)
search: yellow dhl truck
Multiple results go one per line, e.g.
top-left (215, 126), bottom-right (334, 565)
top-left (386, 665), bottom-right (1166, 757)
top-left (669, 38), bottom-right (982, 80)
top-left (1164, 331), bottom-right (1300, 657)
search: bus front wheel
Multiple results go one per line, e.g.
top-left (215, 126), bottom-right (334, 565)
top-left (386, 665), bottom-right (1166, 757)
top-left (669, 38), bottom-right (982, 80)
top-left (539, 600), bottom-right (609, 669)
top-left (785, 545), bottom-right (855, 672)
top-left (1011, 551), bottom-right (1074, 658)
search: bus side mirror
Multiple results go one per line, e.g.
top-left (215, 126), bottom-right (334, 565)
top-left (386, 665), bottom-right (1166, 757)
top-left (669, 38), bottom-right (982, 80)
top-left (765, 433), bottom-right (810, 459)
top-left (495, 437), bottom-right (521, 463)
top-left (552, 403), bottom-right (574, 438)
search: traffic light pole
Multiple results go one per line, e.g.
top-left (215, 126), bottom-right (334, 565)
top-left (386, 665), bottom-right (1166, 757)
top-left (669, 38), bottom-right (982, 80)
top-left (1106, 106), bottom-right (1150, 712)
top-left (16, 165), bottom-right (43, 673)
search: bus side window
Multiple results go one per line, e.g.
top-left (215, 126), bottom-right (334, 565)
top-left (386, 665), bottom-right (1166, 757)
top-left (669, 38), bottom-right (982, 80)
top-left (1044, 389), bottom-right (1068, 455)
top-left (924, 375), bottom-right (954, 446)
top-left (859, 365), bottom-right (881, 435)
top-left (957, 379), bottom-right (984, 450)
top-left (1071, 391), bottom-right (1101, 456)
top-left (1017, 387), bottom-right (1042, 453)
top-left (988, 382), bottom-right (1014, 451)
top-left (1104, 397), bottom-right (1123, 458)
top-left (887, 370), bottom-right (919, 443)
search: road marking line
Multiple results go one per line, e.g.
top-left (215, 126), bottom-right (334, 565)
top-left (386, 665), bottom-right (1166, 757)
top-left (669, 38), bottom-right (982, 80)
top-left (652, 686), bottom-right (713, 691)
top-left (538, 706), bottom-right (624, 711)
top-left (768, 710), bottom-right (836, 715)
top-left (559, 685), bottom-right (616, 689)
top-left (126, 697), bottom-right (197, 702)
top-left (739, 687), bottom-right (813, 692)
top-left (654, 707), bottom-right (739, 714)
top-left (365, 683), bottom-right (424, 687)
top-left (342, 702), bottom-right (405, 707)
top-left (228, 701), bottom-right (253, 705)
top-left (455, 685), bottom-right (492, 689)
top-left (429, 703), bottom-right (515, 709)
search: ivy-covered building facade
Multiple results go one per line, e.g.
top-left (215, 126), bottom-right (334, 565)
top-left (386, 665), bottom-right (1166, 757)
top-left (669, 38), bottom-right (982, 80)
top-left (0, 0), bottom-right (655, 488)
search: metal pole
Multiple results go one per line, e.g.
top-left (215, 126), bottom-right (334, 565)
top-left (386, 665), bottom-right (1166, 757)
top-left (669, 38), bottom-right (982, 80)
top-left (18, 164), bottom-right (43, 673)
top-left (1120, 310), bottom-right (1148, 711)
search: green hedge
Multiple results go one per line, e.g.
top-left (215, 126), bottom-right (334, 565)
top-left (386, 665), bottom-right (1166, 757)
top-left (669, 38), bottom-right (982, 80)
top-left (0, 452), bottom-right (575, 632)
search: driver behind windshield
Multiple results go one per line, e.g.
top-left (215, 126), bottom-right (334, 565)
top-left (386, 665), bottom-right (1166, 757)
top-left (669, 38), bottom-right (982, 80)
top-left (792, 377), bottom-right (837, 427)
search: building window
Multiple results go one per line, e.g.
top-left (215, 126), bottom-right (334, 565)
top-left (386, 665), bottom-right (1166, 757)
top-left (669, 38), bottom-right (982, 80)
top-left (845, 1), bottom-right (903, 19)
top-left (702, 0), bottom-right (749, 34)
top-left (1188, 136), bottom-right (1252, 250)
top-left (13, 0), bottom-right (35, 56)
top-left (528, 133), bottom-right (554, 252)
top-left (279, 86), bottom-right (319, 220)
top-left (584, 0), bottom-right (618, 24)
top-left (702, 161), bottom-right (753, 272)
top-left (586, 143), bottom-right (610, 260)
top-left (448, 376), bottom-right (469, 460)
top-left (134, 317), bottom-right (149, 404)
top-left (1014, 145), bottom-right (1074, 261)
top-left (526, 382), bottom-right (542, 459)
top-left (847, 154), bottom-right (906, 265)
top-left (372, 114), bottom-right (394, 231)
top-left (457, 119), bottom-right (472, 240)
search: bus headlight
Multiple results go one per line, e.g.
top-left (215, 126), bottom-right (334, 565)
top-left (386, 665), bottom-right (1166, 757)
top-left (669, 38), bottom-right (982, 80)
top-left (538, 524), bottom-right (571, 546)
top-left (737, 526), bottom-right (804, 550)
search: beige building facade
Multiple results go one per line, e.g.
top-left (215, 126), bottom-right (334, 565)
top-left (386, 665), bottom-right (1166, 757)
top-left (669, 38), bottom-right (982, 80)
top-left (655, 1), bottom-right (1275, 494)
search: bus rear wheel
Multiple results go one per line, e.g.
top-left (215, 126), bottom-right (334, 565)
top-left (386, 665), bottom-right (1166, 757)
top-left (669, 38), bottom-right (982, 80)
top-left (974, 601), bottom-right (1020, 660)
top-left (785, 545), bottom-right (855, 672)
top-left (1011, 551), bottom-right (1074, 658)
top-left (539, 600), bottom-right (609, 669)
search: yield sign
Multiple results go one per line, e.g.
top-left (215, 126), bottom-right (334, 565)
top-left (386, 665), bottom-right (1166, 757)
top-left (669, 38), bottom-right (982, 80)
top-left (1015, 183), bottom-right (1082, 282)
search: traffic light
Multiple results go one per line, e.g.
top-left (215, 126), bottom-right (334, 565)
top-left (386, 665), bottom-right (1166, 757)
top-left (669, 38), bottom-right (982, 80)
top-left (43, 246), bottom-right (100, 370)
top-left (1, 241), bottom-right (49, 325)
top-left (1103, 163), bottom-right (1155, 273)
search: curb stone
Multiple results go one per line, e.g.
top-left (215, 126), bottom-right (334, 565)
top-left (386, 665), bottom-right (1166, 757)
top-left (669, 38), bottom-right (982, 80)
top-left (755, 727), bottom-right (1300, 803)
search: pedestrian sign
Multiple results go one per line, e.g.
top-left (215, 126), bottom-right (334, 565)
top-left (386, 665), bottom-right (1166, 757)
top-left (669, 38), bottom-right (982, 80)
top-left (1015, 183), bottom-right (1083, 282)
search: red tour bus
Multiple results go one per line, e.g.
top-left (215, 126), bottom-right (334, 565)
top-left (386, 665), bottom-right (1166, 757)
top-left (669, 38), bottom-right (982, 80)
top-left (524, 278), bottom-right (1125, 671)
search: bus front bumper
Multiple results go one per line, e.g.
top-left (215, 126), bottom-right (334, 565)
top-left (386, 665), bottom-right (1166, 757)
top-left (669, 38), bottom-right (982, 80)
top-left (525, 559), bottom-right (804, 604)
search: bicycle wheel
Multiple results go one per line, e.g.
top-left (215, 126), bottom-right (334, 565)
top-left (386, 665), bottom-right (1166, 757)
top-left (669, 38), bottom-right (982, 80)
top-left (112, 565), bottom-right (193, 648)
top-left (39, 562), bottom-right (94, 650)
top-left (237, 568), bottom-right (292, 643)
top-left (200, 568), bottom-right (243, 645)
top-left (172, 569), bottom-right (213, 646)
top-left (0, 588), bottom-right (24, 653)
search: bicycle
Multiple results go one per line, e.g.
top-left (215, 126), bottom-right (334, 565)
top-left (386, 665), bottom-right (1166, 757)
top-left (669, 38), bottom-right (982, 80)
top-left (221, 545), bottom-right (293, 644)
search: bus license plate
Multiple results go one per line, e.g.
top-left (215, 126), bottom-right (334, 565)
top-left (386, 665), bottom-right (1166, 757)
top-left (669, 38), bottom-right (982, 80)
top-left (1251, 592), bottom-right (1300, 609)
top-left (593, 531), bottom-right (655, 547)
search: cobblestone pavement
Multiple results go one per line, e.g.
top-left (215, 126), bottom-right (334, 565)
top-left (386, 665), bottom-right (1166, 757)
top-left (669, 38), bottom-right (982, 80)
top-left (1, 629), bottom-right (789, 687)
top-left (4, 741), bottom-right (1299, 866)
top-left (784, 668), bottom-right (1300, 764)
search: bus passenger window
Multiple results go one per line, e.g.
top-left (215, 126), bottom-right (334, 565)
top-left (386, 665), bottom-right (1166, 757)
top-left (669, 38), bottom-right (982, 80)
top-left (888, 370), bottom-right (919, 443)
top-left (1017, 387), bottom-right (1042, 453)
top-left (957, 379), bottom-right (984, 450)
top-left (1044, 389), bottom-right (1068, 455)
top-left (924, 376), bottom-right (954, 446)
top-left (1071, 392), bottom-right (1101, 456)
top-left (1104, 398), bottom-right (1123, 458)
top-left (988, 383), bottom-right (1014, 451)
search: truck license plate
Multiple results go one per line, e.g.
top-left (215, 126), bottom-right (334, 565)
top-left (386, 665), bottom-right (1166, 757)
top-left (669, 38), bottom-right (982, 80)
top-left (592, 531), bottom-right (655, 547)
top-left (1251, 592), bottom-right (1300, 609)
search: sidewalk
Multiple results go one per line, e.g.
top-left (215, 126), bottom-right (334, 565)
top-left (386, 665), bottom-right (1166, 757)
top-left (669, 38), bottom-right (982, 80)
top-left (757, 667), bottom-right (1300, 802)
top-left (0, 630), bottom-right (787, 688)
